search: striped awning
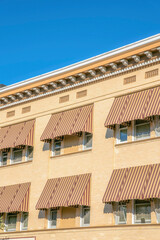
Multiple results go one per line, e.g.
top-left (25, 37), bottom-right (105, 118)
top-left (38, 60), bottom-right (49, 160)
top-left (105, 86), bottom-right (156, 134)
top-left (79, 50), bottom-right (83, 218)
top-left (102, 163), bottom-right (160, 203)
top-left (0, 182), bottom-right (30, 213)
top-left (40, 105), bottom-right (93, 142)
top-left (105, 86), bottom-right (160, 128)
top-left (0, 119), bottom-right (35, 150)
top-left (36, 173), bottom-right (91, 209)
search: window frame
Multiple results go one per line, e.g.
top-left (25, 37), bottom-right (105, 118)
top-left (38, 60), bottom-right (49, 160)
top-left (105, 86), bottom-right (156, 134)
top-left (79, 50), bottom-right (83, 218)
top-left (25, 146), bottom-right (34, 161)
top-left (48, 209), bottom-right (57, 229)
top-left (6, 213), bottom-right (17, 232)
top-left (83, 132), bottom-right (93, 150)
top-left (134, 121), bottom-right (150, 141)
top-left (116, 125), bottom-right (128, 144)
top-left (114, 203), bottom-right (127, 225)
top-left (11, 148), bottom-right (23, 164)
top-left (20, 212), bottom-right (28, 231)
top-left (134, 200), bottom-right (151, 224)
top-left (52, 139), bottom-right (62, 157)
top-left (80, 206), bottom-right (90, 227)
top-left (0, 151), bottom-right (8, 166)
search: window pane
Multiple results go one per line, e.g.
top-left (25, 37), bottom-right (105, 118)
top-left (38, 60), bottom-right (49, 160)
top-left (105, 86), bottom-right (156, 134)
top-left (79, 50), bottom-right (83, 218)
top-left (8, 214), bottom-right (17, 230)
top-left (135, 201), bottom-right (151, 223)
top-left (54, 141), bottom-right (61, 156)
top-left (84, 133), bottom-right (92, 149)
top-left (83, 207), bottom-right (90, 225)
top-left (136, 123), bottom-right (150, 140)
top-left (22, 213), bottom-right (28, 229)
top-left (28, 146), bottom-right (33, 160)
top-left (120, 129), bottom-right (127, 142)
top-left (118, 205), bottom-right (127, 223)
top-left (2, 152), bottom-right (7, 166)
top-left (51, 210), bottom-right (57, 227)
top-left (155, 199), bottom-right (160, 223)
top-left (13, 148), bottom-right (22, 162)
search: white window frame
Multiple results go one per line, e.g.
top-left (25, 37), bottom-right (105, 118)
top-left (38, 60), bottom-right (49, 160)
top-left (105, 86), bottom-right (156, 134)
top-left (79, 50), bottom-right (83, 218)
top-left (25, 146), bottom-right (34, 161)
top-left (48, 209), bottom-right (57, 229)
top-left (134, 121), bottom-right (150, 141)
top-left (11, 148), bottom-right (23, 164)
top-left (133, 200), bottom-right (151, 224)
top-left (116, 125), bottom-right (128, 144)
top-left (6, 213), bottom-right (17, 232)
top-left (83, 132), bottom-right (93, 150)
top-left (0, 151), bottom-right (8, 166)
top-left (80, 206), bottom-right (90, 227)
top-left (114, 203), bottom-right (127, 225)
top-left (20, 212), bottom-right (28, 231)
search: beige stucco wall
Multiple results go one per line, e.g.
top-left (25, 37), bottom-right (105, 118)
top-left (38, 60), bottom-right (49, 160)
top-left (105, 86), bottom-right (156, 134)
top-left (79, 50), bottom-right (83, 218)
top-left (0, 55), bottom-right (160, 239)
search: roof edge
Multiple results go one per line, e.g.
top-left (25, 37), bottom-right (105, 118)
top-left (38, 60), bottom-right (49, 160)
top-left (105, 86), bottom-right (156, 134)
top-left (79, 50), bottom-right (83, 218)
top-left (1, 33), bottom-right (160, 94)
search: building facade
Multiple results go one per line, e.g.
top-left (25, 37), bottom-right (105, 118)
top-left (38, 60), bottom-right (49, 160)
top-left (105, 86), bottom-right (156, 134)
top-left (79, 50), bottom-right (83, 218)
top-left (0, 34), bottom-right (160, 240)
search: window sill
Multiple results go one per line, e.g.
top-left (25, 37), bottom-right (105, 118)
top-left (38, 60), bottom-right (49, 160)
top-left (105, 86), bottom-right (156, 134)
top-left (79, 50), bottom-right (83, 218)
top-left (115, 136), bottom-right (160, 147)
top-left (0, 160), bottom-right (32, 169)
top-left (50, 148), bottom-right (92, 159)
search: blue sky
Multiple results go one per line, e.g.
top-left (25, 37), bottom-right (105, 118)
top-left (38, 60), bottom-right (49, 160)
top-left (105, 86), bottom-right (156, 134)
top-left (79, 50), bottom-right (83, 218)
top-left (0, 0), bottom-right (160, 86)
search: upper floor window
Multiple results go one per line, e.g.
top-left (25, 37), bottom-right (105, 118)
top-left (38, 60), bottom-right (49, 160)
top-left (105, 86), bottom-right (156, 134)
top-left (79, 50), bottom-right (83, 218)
top-left (115, 203), bottom-right (127, 225)
top-left (134, 200), bottom-right (151, 224)
top-left (0, 151), bottom-right (7, 166)
top-left (12, 148), bottom-right (23, 163)
top-left (21, 212), bottom-right (28, 231)
top-left (48, 209), bottom-right (57, 228)
top-left (119, 126), bottom-right (127, 143)
top-left (135, 120), bottom-right (150, 140)
top-left (81, 206), bottom-right (90, 227)
top-left (155, 199), bottom-right (160, 223)
top-left (52, 139), bottom-right (62, 156)
top-left (26, 146), bottom-right (33, 161)
top-left (7, 213), bottom-right (17, 232)
top-left (83, 133), bottom-right (92, 150)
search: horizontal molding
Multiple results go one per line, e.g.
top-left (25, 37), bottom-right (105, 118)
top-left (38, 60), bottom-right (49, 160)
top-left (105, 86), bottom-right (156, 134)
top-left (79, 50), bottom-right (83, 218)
top-left (0, 57), bottom-right (160, 110)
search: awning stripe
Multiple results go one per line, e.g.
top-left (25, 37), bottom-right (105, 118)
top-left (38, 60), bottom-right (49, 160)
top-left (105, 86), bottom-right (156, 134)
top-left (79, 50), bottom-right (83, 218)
top-left (105, 86), bottom-right (160, 128)
top-left (0, 182), bottom-right (30, 213)
top-left (102, 163), bottom-right (160, 203)
top-left (40, 105), bottom-right (93, 141)
top-left (36, 173), bottom-right (91, 209)
top-left (0, 120), bottom-right (35, 150)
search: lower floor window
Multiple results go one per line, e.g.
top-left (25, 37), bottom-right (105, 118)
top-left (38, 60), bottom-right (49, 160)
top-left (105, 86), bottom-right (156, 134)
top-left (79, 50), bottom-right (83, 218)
top-left (134, 200), bottom-right (151, 224)
top-left (48, 209), bottom-right (57, 228)
top-left (21, 212), bottom-right (28, 230)
top-left (7, 213), bottom-right (17, 231)
top-left (115, 203), bottom-right (127, 224)
top-left (81, 206), bottom-right (90, 227)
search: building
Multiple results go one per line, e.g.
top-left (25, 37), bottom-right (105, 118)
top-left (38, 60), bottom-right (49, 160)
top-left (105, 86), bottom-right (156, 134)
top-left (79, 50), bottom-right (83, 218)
top-left (0, 34), bottom-right (160, 240)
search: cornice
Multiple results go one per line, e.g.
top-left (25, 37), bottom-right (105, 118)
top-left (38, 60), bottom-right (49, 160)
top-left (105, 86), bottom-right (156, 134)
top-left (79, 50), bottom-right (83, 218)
top-left (0, 56), bottom-right (160, 110)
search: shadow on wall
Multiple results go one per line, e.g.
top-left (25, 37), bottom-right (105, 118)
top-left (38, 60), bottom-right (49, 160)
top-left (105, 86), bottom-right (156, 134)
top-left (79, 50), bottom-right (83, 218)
top-left (38, 210), bottom-right (45, 219)
top-left (105, 128), bottom-right (113, 139)
top-left (43, 142), bottom-right (50, 151)
top-left (103, 203), bottom-right (112, 214)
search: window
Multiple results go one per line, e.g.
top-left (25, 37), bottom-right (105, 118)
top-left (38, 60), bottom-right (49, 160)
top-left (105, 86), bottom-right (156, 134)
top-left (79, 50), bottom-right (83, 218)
top-left (135, 120), bottom-right (150, 140)
top-left (81, 206), bottom-right (90, 227)
top-left (115, 203), bottom-right (127, 224)
top-left (0, 151), bottom-right (7, 166)
top-left (7, 213), bottom-right (17, 231)
top-left (155, 199), bottom-right (160, 223)
top-left (119, 126), bottom-right (127, 143)
top-left (155, 116), bottom-right (160, 137)
top-left (21, 212), bottom-right (28, 231)
top-left (134, 200), bottom-right (151, 224)
top-left (53, 139), bottom-right (62, 156)
top-left (27, 146), bottom-right (33, 160)
top-left (83, 133), bottom-right (92, 150)
top-left (48, 209), bottom-right (57, 228)
top-left (12, 148), bottom-right (23, 163)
